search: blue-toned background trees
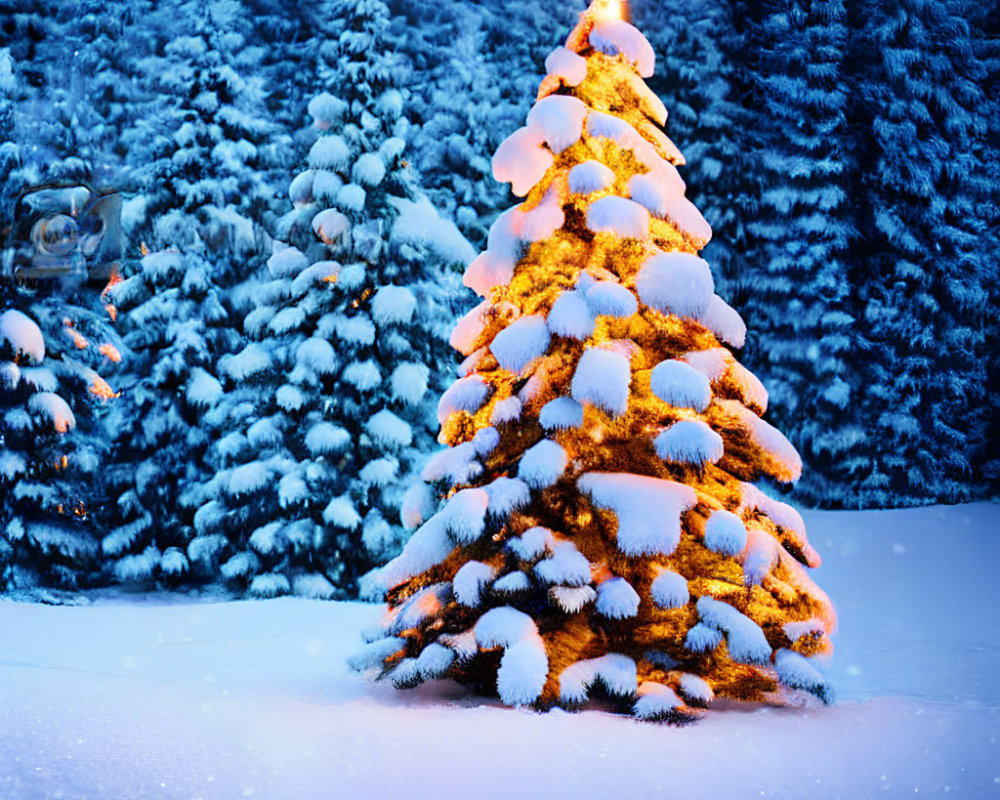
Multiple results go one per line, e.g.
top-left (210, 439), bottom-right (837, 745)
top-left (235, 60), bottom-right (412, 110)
top-left (0, 0), bottom-right (996, 593)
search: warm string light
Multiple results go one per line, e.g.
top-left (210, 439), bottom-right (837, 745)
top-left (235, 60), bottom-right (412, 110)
top-left (63, 319), bottom-right (89, 350)
top-left (102, 265), bottom-right (123, 322)
top-left (89, 376), bottom-right (119, 401)
top-left (98, 343), bottom-right (121, 363)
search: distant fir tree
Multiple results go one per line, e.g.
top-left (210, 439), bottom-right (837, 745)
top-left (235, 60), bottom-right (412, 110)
top-left (99, 249), bottom-right (235, 585)
top-left (122, 0), bottom-right (287, 261)
top-left (1, 290), bottom-right (120, 591)
top-left (354, 0), bottom-right (834, 719)
top-left (1, 144), bottom-right (125, 591)
top-left (185, 0), bottom-right (472, 599)
top-left (846, 0), bottom-right (997, 505)
top-left (732, 0), bottom-right (856, 507)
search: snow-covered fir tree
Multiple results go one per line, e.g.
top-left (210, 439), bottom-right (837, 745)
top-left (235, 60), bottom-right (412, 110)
top-left (99, 248), bottom-right (235, 584)
top-left (735, 0), bottom-right (856, 505)
top-left (184, 0), bottom-right (474, 598)
top-left (846, 0), bottom-right (997, 506)
top-left (121, 0), bottom-right (286, 259)
top-left (353, 0), bottom-right (835, 720)
top-left (0, 287), bottom-right (120, 590)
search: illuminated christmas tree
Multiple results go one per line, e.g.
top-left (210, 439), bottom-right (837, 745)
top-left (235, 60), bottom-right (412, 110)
top-left (353, 0), bottom-right (835, 720)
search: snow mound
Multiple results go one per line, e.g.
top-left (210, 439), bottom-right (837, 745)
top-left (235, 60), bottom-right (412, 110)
top-left (650, 568), bottom-right (690, 609)
top-left (305, 422), bottom-right (350, 455)
top-left (518, 187), bottom-right (565, 242)
top-left (493, 572), bottom-right (530, 595)
top-left (475, 608), bottom-right (548, 705)
top-left (0, 309), bottom-right (44, 363)
top-left (312, 208), bottom-right (350, 245)
top-left (463, 251), bottom-right (516, 297)
top-left (307, 92), bottom-right (346, 128)
top-left (517, 439), bottom-right (568, 489)
top-left (485, 477), bottom-right (530, 518)
top-left (545, 46), bottom-right (587, 86)
top-left (352, 152), bottom-right (385, 187)
top-left (526, 94), bottom-right (587, 154)
top-left (579, 472), bottom-right (697, 556)
top-left (663, 195), bottom-right (713, 243)
top-left (453, 561), bottom-right (495, 607)
top-left (595, 577), bottom-right (640, 619)
top-left (585, 281), bottom-right (637, 318)
top-left (365, 410), bottom-right (412, 450)
top-left (437, 375), bottom-right (490, 424)
top-left (534, 541), bottom-right (591, 586)
top-left (376, 515), bottom-right (452, 592)
top-left (490, 396), bottom-right (522, 425)
top-left (701, 295), bottom-right (747, 349)
top-left (422, 442), bottom-right (479, 485)
top-left (308, 135), bottom-right (350, 170)
top-left (571, 348), bottom-right (631, 416)
top-left (540, 396), bottom-right (584, 430)
top-left (439, 488), bottom-right (489, 545)
top-left (568, 160), bottom-right (615, 195)
top-left (650, 359), bottom-right (712, 411)
top-left (590, 19), bottom-right (655, 77)
top-left (548, 290), bottom-right (595, 340)
top-left (775, 648), bottom-right (831, 701)
top-left (696, 596), bottom-right (771, 665)
top-left (450, 301), bottom-right (488, 358)
top-left (740, 527), bottom-right (779, 587)
top-left (296, 338), bottom-right (338, 375)
top-left (28, 392), bottom-right (76, 432)
top-left (636, 251), bottom-right (714, 319)
top-left (559, 654), bottom-right (637, 704)
top-left (389, 195), bottom-right (476, 266)
top-left (391, 363), bottom-right (429, 407)
top-left (186, 368), bottom-right (222, 409)
top-left (721, 401), bottom-right (801, 482)
top-left (628, 171), bottom-right (685, 219)
top-left (654, 420), bottom-right (724, 467)
top-left (703, 509), bottom-right (748, 557)
top-left (492, 127), bottom-right (552, 197)
top-left (371, 285), bottom-right (416, 326)
top-left (634, 682), bottom-right (685, 720)
top-left (586, 196), bottom-right (649, 239)
top-left (472, 427), bottom-right (500, 457)
top-left (490, 315), bottom-right (550, 374)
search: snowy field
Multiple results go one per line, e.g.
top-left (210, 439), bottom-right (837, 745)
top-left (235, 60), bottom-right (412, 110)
top-left (1, 503), bottom-right (998, 800)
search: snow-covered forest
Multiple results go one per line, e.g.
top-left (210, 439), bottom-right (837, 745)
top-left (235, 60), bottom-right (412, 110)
top-left (2, 0), bottom-right (999, 794)
top-left (1, 0), bottom-right (998, 604)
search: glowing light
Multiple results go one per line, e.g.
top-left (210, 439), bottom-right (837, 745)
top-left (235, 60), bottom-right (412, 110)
top-left (591, 0), bottom-right (624, 22)
top-left (63, 320), bottom-right (88, 350)
top-left (102, 266), bottom-right (123, 321)
top-left (98, 343), bottom-right (122, 363)
top-left (89, 376), bottom-right (120, 401)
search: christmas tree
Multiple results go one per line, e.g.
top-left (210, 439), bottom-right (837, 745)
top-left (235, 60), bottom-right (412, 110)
top-left (353, 0), bottom-right (835, 720)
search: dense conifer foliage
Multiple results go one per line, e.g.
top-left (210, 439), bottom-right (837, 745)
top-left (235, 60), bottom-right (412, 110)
top-left (0, 0), bottom-right (996, 593)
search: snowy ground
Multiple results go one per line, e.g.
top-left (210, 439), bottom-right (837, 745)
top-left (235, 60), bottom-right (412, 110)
top-left (1, 503), bottom-right (998, 800)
